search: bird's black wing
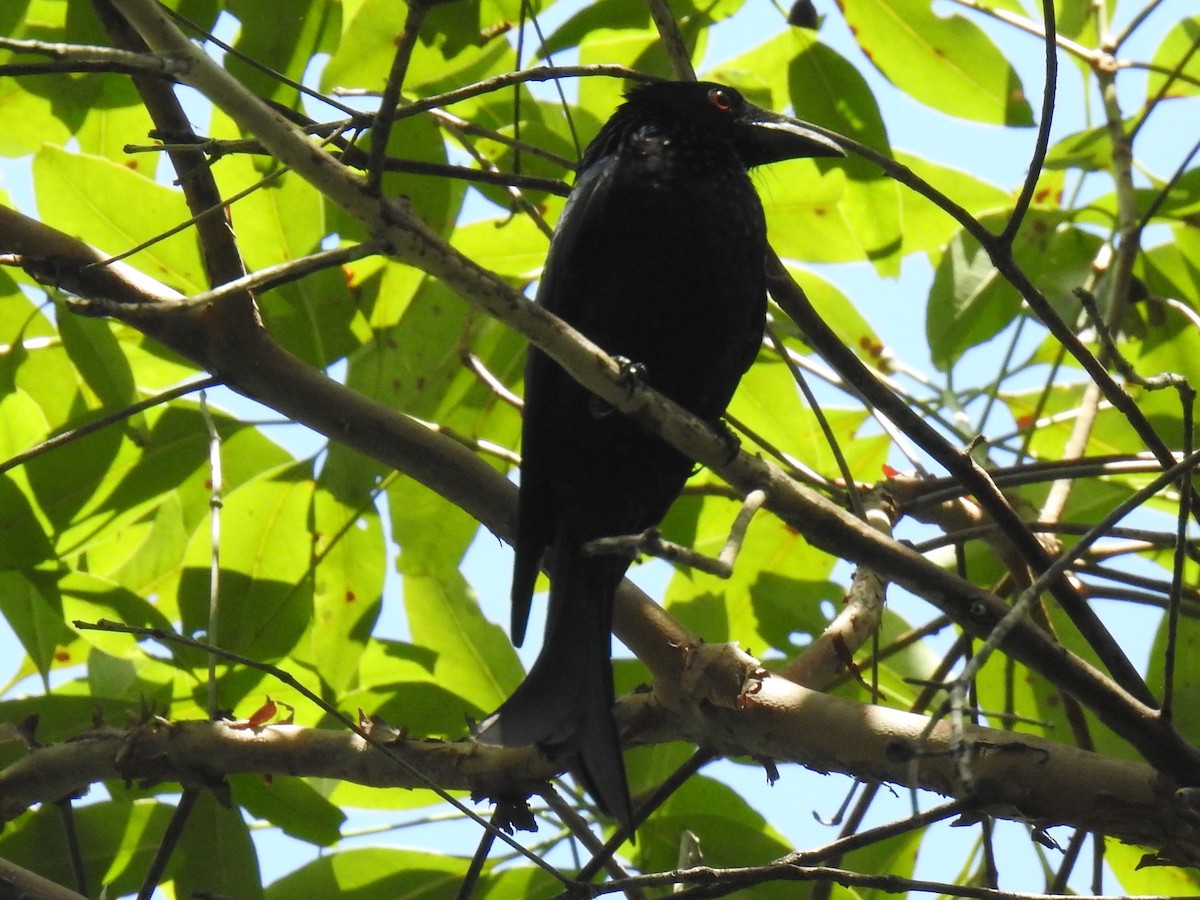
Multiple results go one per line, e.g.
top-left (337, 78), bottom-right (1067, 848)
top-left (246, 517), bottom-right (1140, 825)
top-left (478, 149), bottom-right (646, 831)
top-left (509, 151), bottom-right (625, 643)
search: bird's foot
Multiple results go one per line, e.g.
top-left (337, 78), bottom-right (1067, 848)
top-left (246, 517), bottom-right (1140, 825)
top-left (589, 356), bottom-right (648, 418)
top-left (612, 355), bottom-right (648, 395)
top-left (714, 419), bottom-right (741, 464)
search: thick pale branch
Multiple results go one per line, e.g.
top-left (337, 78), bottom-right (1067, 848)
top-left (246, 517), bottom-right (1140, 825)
top-left (2, 680), bottom-right (1197, 865)
top-left (630, 673), bottom-right (1200, 866)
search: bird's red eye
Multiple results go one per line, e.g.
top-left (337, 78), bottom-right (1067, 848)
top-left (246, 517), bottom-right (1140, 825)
top-left (708, 88), bottom-right (733, 112)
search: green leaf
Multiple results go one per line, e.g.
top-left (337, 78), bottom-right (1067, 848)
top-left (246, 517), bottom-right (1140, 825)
top-left (0, 267), bottom-right (54, 364)
top-left (265, 847), bottom-right (467, 898)
top-left (179, 461), bottom-right (316, 664)
top-left (1056, 0), bottom-right (1114, 41)
top-left (86, 647), bottom-right (177, 707)
top-left (1043, 118), bottom-right (1138, 173)
top-left (0, 799), bottom-right (176, 898)
top-left (231, 773), bottom-right (345, 846)
top-left (477, 863), bottom-right (561, 898)
top-left (1147, 15), bottom-right (1200, 100)
top-left (167, 789), bottom-right (264, 900)
top-left (0, 0), bottom-right (31, 48)
top-left (1080, 166), bottom-right (1200, 230)
top-left (716, 29), bottom-right (902, 272)
top-left (843, 823), bottom-right (923, 895)
top-left (12, 337), bottom-right (84, 430)
top-left (203, 117), bottom-right (370, 367)
top-left (927, 227), bottom-right (1016, 370)
top-left (633, 775), bottom-right (791, 892)
top-left (377, 101), bottom-right (468, 239)
top-left (73, 74), bottom-right (156, 162)
top-left (1106, 839), bottom-right (1200, 894)
top-left (457, 98), bottom-right (580, 212)
top-left (893, 150), bottom-right (1008, 255)
top-left (301, 445), bottom-right (386, 694)
top-left (227, 0), bottom-right (341, 107)
top-left (538, 0), bottom-right (651, 58)
top-left (576, 3), bottom-right (701, 92)
top-left (331, 639), bottom-right (449, 750)
top-left (777, 266), bottom-right (887, 368)
top-left (0, 570), bottom-right (71, 678)
top-left (404, 568), bottom-right (520, 727)
top-left (0, 77), bottom-right (70, 149)
top-left (346, 278), bottom-right (523, 447)
top-left (0, 477), bottom-right (52, 569)
top-left (663, 480), bottom-right (840, 657)
top-left (452, 213), bottom-right (550, 285)
top-left (322, 0), bottom-right (514, 98)
top-left (23, 404), bottom-right (260, 566)
top-left (0, 384), bottom-right (50, 463)
top-left (33, 145), bottom-right (206, 294)
top-left (928, 213), bottom-right (1101, 369)
top-left (1141, 225), bottom-right (1200, 309)
top-left (56, 311), bottom-right (139, 418)
top-left (760, 163), bottom-right (860, 263)
top-left (59, 570), bottom-right (174, 659)
top-left (840, 0), bottom-right (1034, 125)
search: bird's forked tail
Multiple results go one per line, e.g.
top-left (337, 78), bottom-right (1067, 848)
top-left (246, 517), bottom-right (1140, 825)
top-left (472, 544), bottom-right (633, 833)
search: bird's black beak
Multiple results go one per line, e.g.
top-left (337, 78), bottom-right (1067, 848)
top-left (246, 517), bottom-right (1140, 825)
top-left (738, 112), bottom-right (844, 169)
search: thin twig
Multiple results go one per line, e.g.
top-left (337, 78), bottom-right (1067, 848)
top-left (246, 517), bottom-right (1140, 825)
top-left (1000, 0), bottom-right (1057, 244)
top-left (0, 376), bottom-right (220, 476)
top-left (575, 751), bottom-right (713, 883)
top-left (55, 800), bottom-right (88, 897)
top-left (365, 0), bottom-right (427, 195)
top-left (644, 0), bottom-right (696, 81)
top-left (200, 390), bottom-right (223, 716)
top-left (137, 787), bottom-right (199, 900)
top-left (77, 241), bottom-right (386, 312)
top-left (766, 324), bottom-right (864, 518)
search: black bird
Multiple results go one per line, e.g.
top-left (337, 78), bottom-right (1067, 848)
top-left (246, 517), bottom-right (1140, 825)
top-left (473, 81), bottom-right (842, 831)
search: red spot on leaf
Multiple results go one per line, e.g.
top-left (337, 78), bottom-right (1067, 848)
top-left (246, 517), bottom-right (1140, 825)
top-left (54, 648), bottom-right (71, 662)
top-left (346, 590), bottom-right (357, 603)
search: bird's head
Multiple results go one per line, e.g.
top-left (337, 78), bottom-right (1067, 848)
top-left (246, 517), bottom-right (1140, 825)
top-left (623, 80), bottom-right (844, 170)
